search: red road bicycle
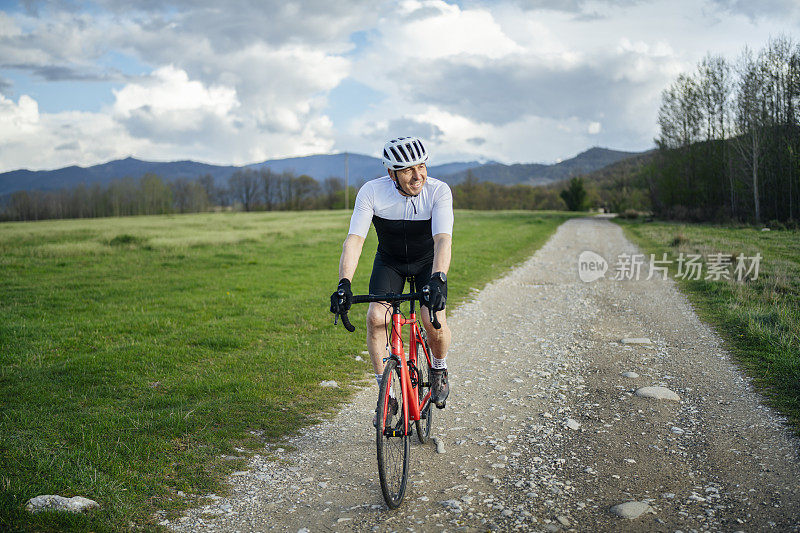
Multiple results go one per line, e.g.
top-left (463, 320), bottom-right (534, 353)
top-left (333, 276), bottom-right (439, 508)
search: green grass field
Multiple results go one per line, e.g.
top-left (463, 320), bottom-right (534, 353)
top-left (617, 219), bottom-right (800, 433)
top-left (0, 210), bottom-right (574, 531)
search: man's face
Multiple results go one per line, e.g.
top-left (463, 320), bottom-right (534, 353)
top-left (391, 163), bottom-right (427, 196)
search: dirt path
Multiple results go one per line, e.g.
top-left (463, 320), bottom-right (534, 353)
top-left (166, 217), bottom-right (800, 532)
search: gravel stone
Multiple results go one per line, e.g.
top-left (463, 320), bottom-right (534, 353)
top-left (634, 386), bottom-right (680, 401)
top-left (609, 501), bottom-right (653, 519)
top-left (620, 338), bottom-right (652, 344)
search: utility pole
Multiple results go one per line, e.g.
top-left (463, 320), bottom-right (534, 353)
top-left (344, 152), bottom-right (349, 210)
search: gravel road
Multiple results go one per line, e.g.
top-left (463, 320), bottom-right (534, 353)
top-left (166, 217), bottom-right (800, 532)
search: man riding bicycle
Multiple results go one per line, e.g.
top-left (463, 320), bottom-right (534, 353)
top-left (330, 136), bottom-right (453, 422)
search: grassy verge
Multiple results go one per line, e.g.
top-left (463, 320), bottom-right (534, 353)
top-left (0, 209), bottom-right (575, 531)
top-left (615, 218), bottom-right (800, 432)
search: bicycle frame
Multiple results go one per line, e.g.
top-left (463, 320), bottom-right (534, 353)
top-left (380, 297), bottom-right (432, 437)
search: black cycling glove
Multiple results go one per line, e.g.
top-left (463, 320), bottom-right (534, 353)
top-left (330, 278), bottom-right (353, 314)
top-left (422, 272), bottom-right (447, 312)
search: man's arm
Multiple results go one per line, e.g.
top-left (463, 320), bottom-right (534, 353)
top-left (339, 233), bottom-right (366, 281)
top-left (432, 233), bottom-right (451, 275)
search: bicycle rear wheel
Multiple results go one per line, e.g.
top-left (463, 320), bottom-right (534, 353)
top-left (415, 340), bottom-right (433, 444)
top-left (376, 358), bottom-right (409, 509)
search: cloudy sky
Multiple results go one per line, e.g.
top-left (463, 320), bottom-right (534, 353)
top-left (0, 0), bottom-right (798, 172)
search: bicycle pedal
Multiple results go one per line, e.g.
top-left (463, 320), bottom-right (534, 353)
top-left (435, 401), bottom-right (446, 409)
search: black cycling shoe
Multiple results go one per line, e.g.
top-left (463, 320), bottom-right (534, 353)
top-left (430, 368), bottom-right (449, 409)
top-left (373, 396), bottom-right (399, 428)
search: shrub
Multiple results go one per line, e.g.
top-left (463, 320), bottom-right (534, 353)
top-left (109, 234), bottom-right (143, 246)
top-left (669, 232), bottom-right (689, 247)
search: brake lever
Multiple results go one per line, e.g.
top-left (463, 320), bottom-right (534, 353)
top-left (421, 287), bottom-right (441, 330)
top-left (336, 289), bottom-right (355, 332)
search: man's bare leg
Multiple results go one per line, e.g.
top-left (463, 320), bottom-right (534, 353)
top-left (366, 302), bottom-right (391, 384)
top-left (420, 306), bottom-right (450, 360)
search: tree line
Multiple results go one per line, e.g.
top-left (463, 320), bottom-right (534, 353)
top-left (0, 169), bottom-right (356, 222)
top-left (654, 35), bottom-right (800, 223)
top-left (1, 167), bottom-right (583, 222)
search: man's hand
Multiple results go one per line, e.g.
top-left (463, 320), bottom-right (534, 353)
top-left (330, 278), bottom-right (353, 314)
top-left (422, 272), bottom-right (447, 312)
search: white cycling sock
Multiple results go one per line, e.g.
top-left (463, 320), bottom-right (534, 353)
top-left (432, 356), bottom-right (447, 370)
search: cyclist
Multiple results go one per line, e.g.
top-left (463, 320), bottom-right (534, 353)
top-left (330, 136), bottom-right (453, 422)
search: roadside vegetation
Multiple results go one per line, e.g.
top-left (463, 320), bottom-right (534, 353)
top-left (0, 209), bottom-right (575, 531)
top-left (653, 35), bottom-right (800, 224)
top-left (616, 218), bottom-right (800, 432)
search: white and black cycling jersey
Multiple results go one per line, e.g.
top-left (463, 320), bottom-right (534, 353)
top-left (348, 175), bottom-right (453, 264)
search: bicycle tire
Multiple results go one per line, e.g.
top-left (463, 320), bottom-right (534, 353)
top-left (376, 358), bottom-right (409, 508)
top-left (415, 340), bottom-right (433, 444)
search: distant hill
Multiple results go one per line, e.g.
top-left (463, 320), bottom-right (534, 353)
top-left (0, 154), bottom-right (484, 196)
top-left (442, 147), bottom-right (643, 186)
top-left (0, 147), bottom-right (645, 197)
top-left (0, 157), bottom-right (241, 197)
top-left (577, 149), bottom-right (657, 187)
top-left (567, 149), bottom-right (657, 212)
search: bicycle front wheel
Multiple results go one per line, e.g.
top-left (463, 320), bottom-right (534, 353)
top-left (376, 358), bottom-right (409, 509)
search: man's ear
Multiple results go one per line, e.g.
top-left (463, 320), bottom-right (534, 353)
top-left (388, 169), bottom-right (396, 181)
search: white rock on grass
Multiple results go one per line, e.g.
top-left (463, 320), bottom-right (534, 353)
top-left (621, 371), bottom-right (640, 378)
top-left (609, 501), bottom-right (653, 519)
top-left (26, 495), bottom-right (99, 514)
top-left (634, 386), bottom-right (680, 401)
top-left (621, 338), bottom-right (652, 344)
top-left (319, 380), bottom-right (339, 388)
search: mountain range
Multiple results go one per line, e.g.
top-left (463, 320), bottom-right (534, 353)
top-left (0, 147), bottom-right (643, 196)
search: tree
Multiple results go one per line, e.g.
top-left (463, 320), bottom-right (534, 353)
top-left (560, 177), bottom-right (588, 211)
top-left (228, 169), bottom-right (261, 211)
top-left (140, 173), bottom-right (172, 215)
top-left (171, 178), bottom-right (209, 213)
top-left (733, 48), bottom-right (769, 222)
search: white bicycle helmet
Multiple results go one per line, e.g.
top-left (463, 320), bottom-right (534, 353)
top-left (382, 136), bottom-right (429, 170)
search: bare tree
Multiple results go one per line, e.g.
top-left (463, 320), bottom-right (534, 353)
top-left (733, 48), bottom-right (769, 222)
top-left (228, 169), bottom-right (261, 211)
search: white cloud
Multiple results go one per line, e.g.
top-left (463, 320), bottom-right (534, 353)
top-left (0, 94), bottom-right (39, 138)
top-left (1, 0), bottom-right (798, 170)
top-left (0, 92), bottom-right (144, 171)
top-left (114, 65), bottom-right (238, 118)
top-left (384, 0), bottom-right (522, 59)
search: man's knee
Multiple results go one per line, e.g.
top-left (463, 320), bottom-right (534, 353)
top-left (366, 303), bottom-right (389, 330)
top-left (421, 307), bottom-right (448, 336)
